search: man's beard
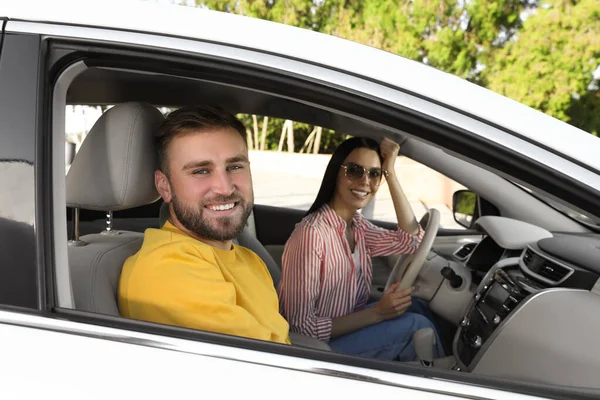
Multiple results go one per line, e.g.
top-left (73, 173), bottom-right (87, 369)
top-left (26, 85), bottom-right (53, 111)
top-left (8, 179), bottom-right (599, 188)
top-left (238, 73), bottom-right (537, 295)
top-left (171, 191), bottom-right (253, 242)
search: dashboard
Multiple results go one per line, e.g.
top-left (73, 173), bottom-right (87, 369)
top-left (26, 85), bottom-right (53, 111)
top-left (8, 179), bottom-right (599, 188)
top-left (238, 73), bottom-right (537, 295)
top-left (447, 216), bottom-right (600, 388)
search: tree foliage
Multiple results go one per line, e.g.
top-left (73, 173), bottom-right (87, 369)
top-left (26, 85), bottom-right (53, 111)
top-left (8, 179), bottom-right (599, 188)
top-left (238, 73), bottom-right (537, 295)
top-left (485, 0), bottom-right (600, 135)
top-left (304, 0), bottom-right (537, 80)
top-left (199, 0), bottom-right (315, 27)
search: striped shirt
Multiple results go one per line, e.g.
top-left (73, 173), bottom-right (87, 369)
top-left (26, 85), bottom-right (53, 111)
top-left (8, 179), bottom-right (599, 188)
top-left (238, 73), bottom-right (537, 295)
top-left (278, 204), bottom-right (424, 342)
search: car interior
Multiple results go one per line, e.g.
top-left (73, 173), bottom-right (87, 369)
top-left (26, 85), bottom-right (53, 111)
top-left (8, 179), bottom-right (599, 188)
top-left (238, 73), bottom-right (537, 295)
top-left (57, 63), bottom-right (600, 390)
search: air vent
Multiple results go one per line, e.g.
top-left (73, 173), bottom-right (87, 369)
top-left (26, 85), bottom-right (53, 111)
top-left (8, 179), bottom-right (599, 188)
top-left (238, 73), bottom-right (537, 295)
top-left (522, 248), bottom-right (534, 266)
top-left (520, 247), bottom-right (573, 284)
top-left (537, 261), bottom-right (571, 282)
top-left (454, 242), bottom-right (477, 260)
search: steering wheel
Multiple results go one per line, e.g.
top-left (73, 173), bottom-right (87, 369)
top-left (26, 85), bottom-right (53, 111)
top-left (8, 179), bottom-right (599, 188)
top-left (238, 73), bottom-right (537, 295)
top-left (384, 209), bottom-right (440, 292)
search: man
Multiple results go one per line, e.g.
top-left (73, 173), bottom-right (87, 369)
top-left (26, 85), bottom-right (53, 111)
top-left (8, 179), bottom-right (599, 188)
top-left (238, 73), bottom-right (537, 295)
top-left (118, 106), bottom-right (290, 344)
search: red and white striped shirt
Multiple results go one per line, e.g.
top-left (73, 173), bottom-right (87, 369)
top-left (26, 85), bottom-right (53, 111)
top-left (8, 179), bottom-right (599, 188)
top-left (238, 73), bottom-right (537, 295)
top-left (278, 204), bottom-right (424, 342)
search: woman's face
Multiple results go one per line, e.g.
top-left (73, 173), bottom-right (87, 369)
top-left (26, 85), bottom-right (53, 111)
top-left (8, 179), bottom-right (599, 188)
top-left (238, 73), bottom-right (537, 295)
top-left (332, 147), bottom-right (382, 211)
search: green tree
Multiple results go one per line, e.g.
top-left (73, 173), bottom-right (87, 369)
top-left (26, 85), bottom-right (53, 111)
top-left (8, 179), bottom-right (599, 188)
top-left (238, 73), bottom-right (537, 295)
top-left (198, 0), bottom-right (315, 27)
top-left (455, 190), bottom-right (476, 215)
top-left (314, 0), bottom-right (537, 81)
top-left (199, 0), bottom-right (538, 81)
top-left (484, 0), bottom-right (600, 135)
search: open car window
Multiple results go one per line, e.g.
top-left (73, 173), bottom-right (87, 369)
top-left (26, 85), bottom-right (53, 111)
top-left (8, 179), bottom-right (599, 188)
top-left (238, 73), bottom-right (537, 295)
top-left (66, 108), bottom-right (469, 230)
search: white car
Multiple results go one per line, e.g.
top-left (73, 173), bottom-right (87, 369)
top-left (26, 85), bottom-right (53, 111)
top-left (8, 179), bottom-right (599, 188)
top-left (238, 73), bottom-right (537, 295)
top-left (1, 0), bottom-right (599, 399)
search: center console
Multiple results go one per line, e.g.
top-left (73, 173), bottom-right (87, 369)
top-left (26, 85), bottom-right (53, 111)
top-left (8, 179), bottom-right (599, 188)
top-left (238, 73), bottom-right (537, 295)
top-left (454, 267), bottom-right (544, 369)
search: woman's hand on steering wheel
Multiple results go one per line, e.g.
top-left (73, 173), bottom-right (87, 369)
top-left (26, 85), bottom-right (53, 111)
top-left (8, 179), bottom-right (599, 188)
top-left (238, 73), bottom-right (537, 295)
top-left (372, 282), bottom-right (414, 322)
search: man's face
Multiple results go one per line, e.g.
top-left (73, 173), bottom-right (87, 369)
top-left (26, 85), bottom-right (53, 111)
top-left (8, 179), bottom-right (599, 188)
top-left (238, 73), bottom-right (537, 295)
top-left (157, 128), bottom-right (253, 242)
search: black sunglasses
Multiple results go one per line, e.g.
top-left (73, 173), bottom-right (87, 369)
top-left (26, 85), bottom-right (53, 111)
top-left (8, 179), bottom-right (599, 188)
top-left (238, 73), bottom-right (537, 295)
top-left (341, 162), bottom-right (387, 185)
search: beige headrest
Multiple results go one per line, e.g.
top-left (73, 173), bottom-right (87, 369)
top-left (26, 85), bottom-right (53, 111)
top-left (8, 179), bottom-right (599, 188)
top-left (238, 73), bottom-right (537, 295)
top-left (66, 102), bottom-right (164, 211)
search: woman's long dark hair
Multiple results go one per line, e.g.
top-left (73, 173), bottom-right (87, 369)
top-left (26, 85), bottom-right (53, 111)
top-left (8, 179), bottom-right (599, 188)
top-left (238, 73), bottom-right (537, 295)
top-left (306, 137), bottom-right (382, 216)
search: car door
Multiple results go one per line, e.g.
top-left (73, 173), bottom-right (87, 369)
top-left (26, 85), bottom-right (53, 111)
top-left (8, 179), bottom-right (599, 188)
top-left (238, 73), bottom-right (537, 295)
top-left (2, 8), bottom-right (594, 399)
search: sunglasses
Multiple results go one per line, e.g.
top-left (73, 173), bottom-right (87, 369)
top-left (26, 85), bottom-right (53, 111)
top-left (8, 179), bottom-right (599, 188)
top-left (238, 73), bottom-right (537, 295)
top-left (341, 162), bottom-right (387, 186)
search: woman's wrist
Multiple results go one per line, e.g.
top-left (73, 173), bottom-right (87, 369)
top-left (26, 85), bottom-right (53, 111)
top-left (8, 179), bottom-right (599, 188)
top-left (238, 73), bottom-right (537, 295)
top-left (368, 304), bottom-right (385, 324)
top-left (385, 171), bottom-right (399, 184)
top-left (384, 164), bottom-right (396, 176)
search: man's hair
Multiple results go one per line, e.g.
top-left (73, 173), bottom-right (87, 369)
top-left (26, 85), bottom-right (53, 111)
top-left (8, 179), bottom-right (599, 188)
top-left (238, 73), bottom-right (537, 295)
top-left (155, 105), bottom-right (247, 174)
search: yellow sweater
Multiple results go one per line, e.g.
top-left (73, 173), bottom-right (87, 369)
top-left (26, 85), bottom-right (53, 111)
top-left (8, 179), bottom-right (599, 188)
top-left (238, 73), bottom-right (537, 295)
top-left (118, 221), bottom-right (290, 344)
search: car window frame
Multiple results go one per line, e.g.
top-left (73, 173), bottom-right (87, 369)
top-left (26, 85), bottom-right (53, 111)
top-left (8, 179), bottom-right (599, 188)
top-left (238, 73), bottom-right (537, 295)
top-left (35, 26), bottom-right (600, 400)
top-left (0, 19), bottom-right (6, 53)
top-left (0, 30), bottom-right (45, 310)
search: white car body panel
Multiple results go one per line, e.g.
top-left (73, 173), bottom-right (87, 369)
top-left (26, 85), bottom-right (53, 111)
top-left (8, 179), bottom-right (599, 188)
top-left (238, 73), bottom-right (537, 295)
top-left (0, 311), bottom-right (540, 399)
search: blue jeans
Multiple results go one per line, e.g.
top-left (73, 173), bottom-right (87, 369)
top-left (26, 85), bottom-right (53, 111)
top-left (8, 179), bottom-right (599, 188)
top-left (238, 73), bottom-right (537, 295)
top-left (328, 299), bottom-right (445, 362)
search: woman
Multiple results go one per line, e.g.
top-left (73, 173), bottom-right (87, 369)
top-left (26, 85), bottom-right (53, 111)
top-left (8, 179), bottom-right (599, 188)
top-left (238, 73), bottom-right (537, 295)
top-left (278, 136), bottom-right (444, 361)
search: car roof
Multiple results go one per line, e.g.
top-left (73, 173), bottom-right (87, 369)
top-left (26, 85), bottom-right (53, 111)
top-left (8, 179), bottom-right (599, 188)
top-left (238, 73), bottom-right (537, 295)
top-left (3, 0), bottom-right (600, 173)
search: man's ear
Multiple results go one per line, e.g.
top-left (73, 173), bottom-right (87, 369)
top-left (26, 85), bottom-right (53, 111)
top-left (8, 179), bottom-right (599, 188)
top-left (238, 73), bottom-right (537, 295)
top-left (155, 170), bottom-right (172, 203)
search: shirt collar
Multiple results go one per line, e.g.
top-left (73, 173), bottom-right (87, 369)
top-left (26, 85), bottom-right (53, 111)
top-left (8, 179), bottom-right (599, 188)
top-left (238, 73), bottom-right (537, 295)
top-left (162, 220), bottom-right (181, 234)
top-left (319, 203), bottom-right (365, 229)
top-left (161, 220), bottom-right (236, 260)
